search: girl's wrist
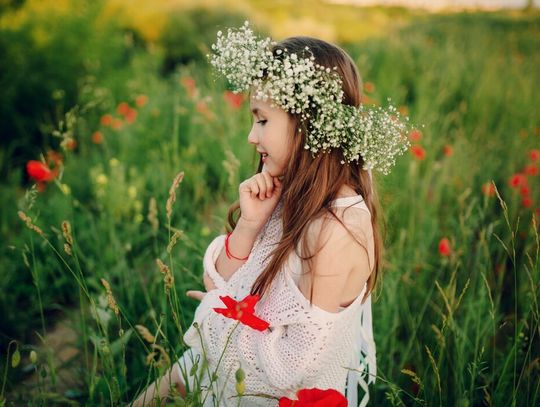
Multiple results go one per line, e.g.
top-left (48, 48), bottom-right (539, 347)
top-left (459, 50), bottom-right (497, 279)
top-left (237, 217), bottom-right (264, 236)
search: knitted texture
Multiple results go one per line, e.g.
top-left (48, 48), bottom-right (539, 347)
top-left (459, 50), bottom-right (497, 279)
top-left (180, 195), bottom-right (377, 406)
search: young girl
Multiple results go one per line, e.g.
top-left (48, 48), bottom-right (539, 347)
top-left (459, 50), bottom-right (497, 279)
top-left (132, 21), bottom-right (409, 407)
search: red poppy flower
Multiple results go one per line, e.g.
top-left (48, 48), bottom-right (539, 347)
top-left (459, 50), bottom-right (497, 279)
top-left (438, 237), bottom-right (451, 257)
top-left (65, 139), bottom-right (77, 151)
top-left (524, 164), bottom-right (538, 176)
top-left (213, 294), bottom-right (269, 331)
top-left (522, 196), bottom-right (533, 208)
top-left (100, 114), bottom-right (113, 127)
top-left (279, 388), bottom-right (347, 407)
top-left (398, 105), bottom-right (409, 116)
top-left (223, 90), bottom-right (244, 110)
top-left (91, 131), bottom-right (103, 144)
top-left (125, 107), bottom-right (137, 124)
top-left (135, 94), bottom-right (148, 107)
top-left (409, 129), bottom-right (422, 142)
top-left (529, 149), bottom-right (539, 162)
top-left (443, 144), bottom-right (453, 157)
top-left (117, 102), bottom-right (131, 116)
top-left (481, 182), bottom-right (495, 197)
top-left (508, 173), bottom-right (526, 188)
top-left (410, 145), bottom-right (425, 160)
top-left (520, 184), bottom-right (530, 196)
top-left (363, 81), bottom-right (375, 93)
top-left (27, 160), bottom-right (58, 182)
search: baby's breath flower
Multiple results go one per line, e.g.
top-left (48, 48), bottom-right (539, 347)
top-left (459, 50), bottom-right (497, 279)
top-left (208, 21), bottom-right (412, 175)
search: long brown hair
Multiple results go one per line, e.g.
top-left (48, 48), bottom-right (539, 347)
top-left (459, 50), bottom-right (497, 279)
top-left (226, 36), bottom-right (386, 305)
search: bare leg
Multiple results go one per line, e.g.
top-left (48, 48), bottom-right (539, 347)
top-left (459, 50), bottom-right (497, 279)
top-left (130, 363), bottom-right (186, 407)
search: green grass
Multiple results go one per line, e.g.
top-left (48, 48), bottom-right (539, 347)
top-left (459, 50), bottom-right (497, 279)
top-left (1, 6), bottom-right (539, 407)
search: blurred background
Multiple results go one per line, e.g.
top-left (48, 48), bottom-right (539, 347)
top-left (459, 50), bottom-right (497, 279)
top-left (1, 0), bottom-right (539, 405)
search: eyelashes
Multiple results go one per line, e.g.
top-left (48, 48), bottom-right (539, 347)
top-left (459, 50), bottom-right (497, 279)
top-left (257, 120), bottom-right (267, 126)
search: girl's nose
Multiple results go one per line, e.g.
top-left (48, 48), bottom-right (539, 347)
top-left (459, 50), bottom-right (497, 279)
top-left (247, 127), bottom-right (257, 145)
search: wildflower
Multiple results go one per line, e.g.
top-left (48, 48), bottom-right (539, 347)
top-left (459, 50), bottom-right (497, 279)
top-left (522, 196), bottom-right (533, 208)
top-left (26, 161), bottom-right (58, 182)
top-left (63, 138), bottom-right (77, 151)
top-left (520, 184), bottom-right (530, 197)
top-left (100, 278), bottom-right (120, 316)
top-left (135, 94), bottom-right (148, 107)
top-left (212, 294), bottom-right (269, 331)
top-left (125, 107), bottom-right (137, 124)
top-left (17, 211), bottom-right (44, 236)
top-left (100, 114), bottom-right (113, 126)
top-left (530, 149), bottom-right (540, 162)
top-left (166, 171), bottom-right (185, 220)
top-left (147, 197), bottom-right (159, 234)
top-left (135, 324), bottom-right (156, 343)
top-left (363, 81), bottom-right (375, 93)
top-left (117, 102), bottom-right (131, 116)
top-left (524, 164), bottom-right (538, 176)
top-left (409, 129), bottom-right (422, 142)
top-left (223, 90), bottom-right (244, 109)
top-left (166, 230), bottom-right (183, 254)
top-left (61, 220), bottom-right (73, 245)
top-left (156, 259), bottom-right (174, 290)
top-left (278, 388), bottom-right (347, 407)
top-left (410, 145), bottom-right (425, 160)
top-left (508, 173), bottom-right (526, 188)
top-left (443, 144), bottom-right (453, 157)
top-left (91, 131), bottom-right (103, 144)
top-left (59, 183), bottom-right (71, 195)
top-left (438, 237), bottom-right (451, 257)
top-left (398, 105), bottom-right (409, 116)
top-left (481, 182), bottom-right (495, 197)
top-left (96, 174), bottom-right (108, 185)
top-left (181, 76), bottom-right (197, 98)
top-left (128, 186), bottom-right (137, 199)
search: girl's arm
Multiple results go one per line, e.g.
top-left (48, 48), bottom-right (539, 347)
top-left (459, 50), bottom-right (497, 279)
top-left (214, 218), bottom-right (261, 282)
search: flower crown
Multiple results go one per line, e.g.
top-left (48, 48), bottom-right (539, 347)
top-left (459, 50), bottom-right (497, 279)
top-left (207, 21), bottom-right (412, 175)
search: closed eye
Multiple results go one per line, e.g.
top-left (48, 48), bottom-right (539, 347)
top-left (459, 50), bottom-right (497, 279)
top-left (257, 120), bottom-right (267, 126)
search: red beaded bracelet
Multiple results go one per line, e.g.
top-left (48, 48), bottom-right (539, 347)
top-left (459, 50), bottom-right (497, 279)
top-left (225, 232), bottom-right (249, 260)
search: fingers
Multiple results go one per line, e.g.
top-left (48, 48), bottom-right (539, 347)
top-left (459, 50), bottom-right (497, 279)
top-left (186, 290), bottom-right (206, 301)
top-left (240, 171), bottom-right (282, 201)
top-left (261, 171), bottom-right (274, 198)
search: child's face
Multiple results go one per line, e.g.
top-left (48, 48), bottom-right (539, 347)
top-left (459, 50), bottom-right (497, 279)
top-left (247, 91), bottom-right (295, 178)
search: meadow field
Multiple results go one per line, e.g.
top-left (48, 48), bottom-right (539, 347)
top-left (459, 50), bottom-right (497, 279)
top-left (0, 0), bottom-right (539, 405)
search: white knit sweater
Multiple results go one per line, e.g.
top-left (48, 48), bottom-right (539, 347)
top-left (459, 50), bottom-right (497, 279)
top-left (179, 195), bottom-right (377, 406)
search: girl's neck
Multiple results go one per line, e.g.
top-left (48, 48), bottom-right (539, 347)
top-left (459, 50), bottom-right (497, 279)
top-left (335, 184), bottom-right (359, 199)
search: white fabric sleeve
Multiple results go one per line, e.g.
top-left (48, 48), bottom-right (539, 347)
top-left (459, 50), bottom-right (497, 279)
top-left (201, 234), bottom-right (229, 290)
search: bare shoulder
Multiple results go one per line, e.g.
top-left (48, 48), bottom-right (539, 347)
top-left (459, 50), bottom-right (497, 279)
top-left (296, 209), bottom-right (375, 312)
top-left (303, 206), bottom-right (374, 260)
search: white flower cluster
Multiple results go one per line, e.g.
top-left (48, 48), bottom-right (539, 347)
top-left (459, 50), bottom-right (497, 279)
top-left (208, 21), bottom-right (412, 175)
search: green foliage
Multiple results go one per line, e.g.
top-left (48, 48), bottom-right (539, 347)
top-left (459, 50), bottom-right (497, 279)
top-left (158, 7), bottom-right (249, 75)
top-left (1, 6), bottom-right (539, 407)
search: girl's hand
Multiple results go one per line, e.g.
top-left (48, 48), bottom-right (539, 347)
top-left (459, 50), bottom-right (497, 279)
top-left (186, 271), bottom-right (216, 301)
top-left (186, 290), bottom-right (206, 301)
top-left (238, 169), bottom-right (283, 231)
